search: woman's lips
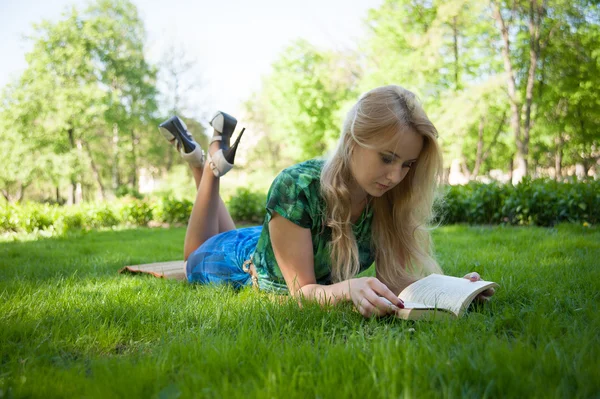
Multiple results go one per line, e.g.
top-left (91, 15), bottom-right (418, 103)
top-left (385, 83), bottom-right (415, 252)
top-left (376, 183), bottom-right (389, 190)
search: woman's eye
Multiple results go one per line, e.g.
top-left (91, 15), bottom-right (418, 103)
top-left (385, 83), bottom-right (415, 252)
top-left (403, 162), bottom-right (415, 169)
top-left (381, 156), bottom-right (394, 164)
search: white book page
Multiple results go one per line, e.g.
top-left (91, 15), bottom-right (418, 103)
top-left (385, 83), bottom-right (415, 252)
top-left (379, 298), bottom-right (431, 309)
top-left (399, 274), bottom-right (495, 316)
top-left (401, 301), bottom-right (433, 309)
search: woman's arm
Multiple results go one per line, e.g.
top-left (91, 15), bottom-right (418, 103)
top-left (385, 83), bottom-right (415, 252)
top-left (269, 212), bottom-right (404, 317)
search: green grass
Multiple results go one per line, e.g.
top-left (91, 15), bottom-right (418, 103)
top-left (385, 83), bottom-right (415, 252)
top-left (1, 224), bottom-right (599, 398)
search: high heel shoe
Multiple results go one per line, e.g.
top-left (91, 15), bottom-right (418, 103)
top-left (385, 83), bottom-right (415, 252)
top-left (158, 116), bottom-right (205, 167)
top-left (207, 111), bottom-right (246, 177)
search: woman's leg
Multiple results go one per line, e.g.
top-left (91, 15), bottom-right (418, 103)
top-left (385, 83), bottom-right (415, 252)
top-left (189, 164), bottom-right (236, 234)
top-left (183, 137), bottom-right (239, 261)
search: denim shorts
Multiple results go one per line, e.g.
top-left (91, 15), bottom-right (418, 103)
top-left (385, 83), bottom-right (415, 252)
top-left (186, 226), bottom-right (262, 288)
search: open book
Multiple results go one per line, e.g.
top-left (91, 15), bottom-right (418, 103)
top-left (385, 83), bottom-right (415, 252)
top-left (393, 274), bottom-right (498, 321)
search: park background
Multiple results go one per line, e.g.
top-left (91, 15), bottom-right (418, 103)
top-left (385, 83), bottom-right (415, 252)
top-left (0, 0), bottom-right (599, 398)
top-left (0, 0), bottom-right (598, 209)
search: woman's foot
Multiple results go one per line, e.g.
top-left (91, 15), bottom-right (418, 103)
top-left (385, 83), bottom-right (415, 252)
top-left (158, 116), bottom-right (205, 167)
top-left (207, 111), bottom-right (246, 177)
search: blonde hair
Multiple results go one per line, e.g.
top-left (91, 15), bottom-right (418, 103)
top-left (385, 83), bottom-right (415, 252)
top-left (320, 85), bottom-right (443, 285)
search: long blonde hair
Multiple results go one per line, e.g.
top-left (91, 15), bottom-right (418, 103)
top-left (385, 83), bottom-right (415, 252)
top-left (320, 85), bottom-right (443, 285)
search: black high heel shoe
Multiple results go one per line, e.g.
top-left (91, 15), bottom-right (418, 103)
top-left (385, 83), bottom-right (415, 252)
top-left (158, 116), bottom-right (205, 167)
top-left (207, 111), bottom-right (246, 177)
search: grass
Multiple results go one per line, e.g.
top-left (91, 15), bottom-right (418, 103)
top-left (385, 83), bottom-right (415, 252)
top-left (1, 224), bottom-right (599, 398)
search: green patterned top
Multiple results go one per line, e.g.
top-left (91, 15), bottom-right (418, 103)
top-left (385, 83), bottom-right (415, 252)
top-left (252, 159), bottom-right (375, 293)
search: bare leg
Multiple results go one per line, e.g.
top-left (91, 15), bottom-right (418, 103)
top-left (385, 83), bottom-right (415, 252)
top-left (190, 165), bottom-right (236, 234)
top-left (184, 134), bottom-right (242, 260)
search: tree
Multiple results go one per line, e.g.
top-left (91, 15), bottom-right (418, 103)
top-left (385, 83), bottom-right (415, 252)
top-left (532, 2), bottom-right (600, 179)
top-left (245, 40), bottom-right (362, 169)
top-left (0, 0), bottom-right (160, 202)
top-left (363, 0), bottom-right (509, 179)
top-left (157, 43), bottom-right (206, 172)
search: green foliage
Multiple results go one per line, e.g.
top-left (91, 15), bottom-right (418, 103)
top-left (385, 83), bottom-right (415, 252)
top-left (115, 185), bottom-right (143, 199)
top-left (1, 179), bottom-right (597, 237)
top-left (439, 179), bottom-right (600, 226)
top-left (244, 39), bottom-right (361, 174)
top-left (154, 196), bottom-right (193, 225)
top-left (119, 199), bottom-right (154, 226)
top-left (0, 0), bottom-right (161, 204)
top-left (226, 188), bottom-right (267, 224)
top-left (86, 204), bottom-right (121, 229)
top-left (441, 181), bottom-right (506, 225)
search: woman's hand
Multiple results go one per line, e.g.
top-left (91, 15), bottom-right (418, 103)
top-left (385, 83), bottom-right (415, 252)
top-left (349, 277), bottom-right (404, 318)
top-left (463, 272), bottom-right (495, 302)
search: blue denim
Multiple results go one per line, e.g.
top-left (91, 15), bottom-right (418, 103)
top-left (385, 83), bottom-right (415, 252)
top-left (186, 226), bottom-right (262, 288)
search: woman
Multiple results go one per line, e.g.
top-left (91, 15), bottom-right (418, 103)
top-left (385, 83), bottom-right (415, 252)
top-left (159, 85), bottom-right (493, 318)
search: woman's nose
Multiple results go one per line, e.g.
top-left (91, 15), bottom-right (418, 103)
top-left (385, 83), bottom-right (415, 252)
top-left (387, 165), bottom-right (406, 184)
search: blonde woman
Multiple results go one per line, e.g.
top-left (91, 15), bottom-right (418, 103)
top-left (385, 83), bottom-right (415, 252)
top-left (159, 85), bottom-right (494, 318)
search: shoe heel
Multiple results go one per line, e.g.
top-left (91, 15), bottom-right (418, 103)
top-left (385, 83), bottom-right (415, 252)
top-left (210, 111), bottom-right (237, 150)
top-left (224, 128), bottom-right (245, 164)
top-left (159, 116), bottom-right (196, 153)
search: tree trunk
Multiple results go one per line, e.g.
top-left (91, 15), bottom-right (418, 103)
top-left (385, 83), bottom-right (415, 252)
top-left (17, 182), bottom-right (26, 202)
top-left (112, 123), bottom-right (121, 192)
top-left (75, 140), bottom-right (84, 203)
top-left (83, 141), bottom-right (106, 200)
top-left (481, 111), bottom-right (506, 174)
top-left (555, 133), bottom-right (563, 181)
top-left (461, 157), bottom-right (472, 181)
top-left (472, 115), bottom-right (485, 178)
top-left (491, 2), bottom-right (526, 182)
top-left (443, 167), bottom-right (451, 185)
top-left (522, 0), bottom-right (544, 178)
top-left (452, 16), bottom-right (460, 91)
top-left (67, 127), bottom-right (78, 204)
top-left (130, 129), bottom-right (138, 191)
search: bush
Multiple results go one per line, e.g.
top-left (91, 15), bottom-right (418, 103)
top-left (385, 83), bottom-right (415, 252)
top-left (438, 178), bottom-right (599, 227)
top-left (119, 199), bottom-right (154, 226)
top-left (115, 185), bottom-right (144, 199)
top-left (0, 203), bottom-right (20, 232)
top-left (59, 209), bottom-right (86, 232)
top-left (154, 197), bottom-right (193, 225)
top-left (227, 188), bottom-right (267, 224)
top-left (87, 205), bottom-right (120, 228)
top-left (0, 179), bottom-right (596, 236)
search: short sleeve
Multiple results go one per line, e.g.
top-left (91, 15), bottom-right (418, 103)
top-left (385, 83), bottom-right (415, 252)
top-left (265, 168), bottom-right (313, 229)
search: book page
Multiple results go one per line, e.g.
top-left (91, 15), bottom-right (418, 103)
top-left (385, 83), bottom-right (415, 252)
top-left (399, 274), bottom-right (497, 316)
top-left (401, 301), bottom-right (435, 310)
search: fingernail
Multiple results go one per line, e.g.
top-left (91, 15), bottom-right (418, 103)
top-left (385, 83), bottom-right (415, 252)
top-left (397, 300), bottom-right (404, 308)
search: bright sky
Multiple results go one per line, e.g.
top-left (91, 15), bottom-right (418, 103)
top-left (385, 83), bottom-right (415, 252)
top-left (0, 0), bottom-right (382, 118)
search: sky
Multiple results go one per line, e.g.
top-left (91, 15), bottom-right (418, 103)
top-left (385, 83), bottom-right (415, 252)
top-left (0, 0), bottom-right (382, 118)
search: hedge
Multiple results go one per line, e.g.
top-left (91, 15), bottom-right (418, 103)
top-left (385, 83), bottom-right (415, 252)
top-left (1, 179), bottom-right (597, 236)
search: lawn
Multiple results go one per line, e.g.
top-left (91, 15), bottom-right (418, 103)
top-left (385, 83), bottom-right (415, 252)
top-left (1, 224), bottom-right (599, 398)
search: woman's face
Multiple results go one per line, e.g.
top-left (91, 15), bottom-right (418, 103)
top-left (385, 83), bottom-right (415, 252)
top-left (349, 128), bottom-right (423, 200)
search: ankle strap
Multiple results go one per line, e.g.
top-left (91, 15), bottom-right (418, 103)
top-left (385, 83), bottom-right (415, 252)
top-left (210, 136), bottom-right (223, 144)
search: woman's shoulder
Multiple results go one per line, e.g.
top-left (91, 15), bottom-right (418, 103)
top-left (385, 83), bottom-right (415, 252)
top-left (269, 159), bottom-right (325, 199)
top-left (281, 159), bottom-right (325, 176)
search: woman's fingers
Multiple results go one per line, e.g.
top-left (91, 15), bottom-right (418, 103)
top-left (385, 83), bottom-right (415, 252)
top-left (356, 293), bottom-right (398, 318)
top-left (357, 300), bottom-right (378, 318)
top-left (369, 279), bottom-right (404, 308)
top-left (351, 277), bottom-right (404, 318)
top-left (464, 272), bottom-right (481, 281)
